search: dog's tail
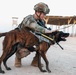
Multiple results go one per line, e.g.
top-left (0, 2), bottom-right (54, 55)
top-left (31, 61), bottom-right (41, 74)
top-left (0, 32), bottom-right (7, 37)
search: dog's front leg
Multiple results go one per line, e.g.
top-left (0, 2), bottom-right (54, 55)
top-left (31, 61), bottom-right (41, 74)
top-left (41, 52), bottom-right (51, 73)
top-left (37, 51), bottom-right (47, 72)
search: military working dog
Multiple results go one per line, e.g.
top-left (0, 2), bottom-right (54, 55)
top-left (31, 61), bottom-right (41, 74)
top-left (0, 28), bottom-right (69, 73)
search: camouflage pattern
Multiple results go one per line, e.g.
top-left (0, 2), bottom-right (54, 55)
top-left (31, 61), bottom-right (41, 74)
top-left (34, 2), bottom-right (50, 14)
top-left (18, 15), bottom-right (46, 33)
top-left (16, 48), bottom-right (30, 58)
top-left (18, 15), bottom-right (50, 43)
top-left (30, 31), bottom-right (50, 44)
top-left (15, 3), bottom-right (50, 65)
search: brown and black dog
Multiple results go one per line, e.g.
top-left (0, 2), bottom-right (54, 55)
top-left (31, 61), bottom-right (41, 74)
top-left (0, 28), bottom-right (69, 73)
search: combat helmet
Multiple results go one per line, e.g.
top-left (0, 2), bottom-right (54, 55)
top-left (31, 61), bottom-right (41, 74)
top-left (34, 2), bottom-right (50, 14)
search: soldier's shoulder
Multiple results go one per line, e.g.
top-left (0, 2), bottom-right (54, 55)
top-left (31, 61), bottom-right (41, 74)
top-left (23, 15), bottom-right (35, 23)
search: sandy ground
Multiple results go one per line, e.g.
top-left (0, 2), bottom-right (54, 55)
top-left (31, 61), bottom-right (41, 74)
top-left (0, 37), bottom-right (76, 75)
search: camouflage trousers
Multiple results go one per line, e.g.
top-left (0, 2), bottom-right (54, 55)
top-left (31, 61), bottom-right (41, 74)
top-left (16, 48), bottom-right (30, 58)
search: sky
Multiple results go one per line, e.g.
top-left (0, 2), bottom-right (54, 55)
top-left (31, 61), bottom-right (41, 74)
top-left (0, 0), bottom-right (76, 32)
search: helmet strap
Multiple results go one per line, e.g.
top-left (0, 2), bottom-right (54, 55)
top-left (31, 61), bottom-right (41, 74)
top-left (35, 12), bottom-right (42, 20)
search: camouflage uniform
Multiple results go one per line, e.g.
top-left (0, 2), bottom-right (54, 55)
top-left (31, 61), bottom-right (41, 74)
top-left (15, 2), bottom-right (50, 67)
top-left (18, 15), bottom-right (50, 43)
top-left (18, 15), bottom-right (46, 33)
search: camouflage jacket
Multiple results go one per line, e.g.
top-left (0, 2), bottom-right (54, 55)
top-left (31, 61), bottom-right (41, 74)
top-left (18, 15), bottom-right (50, 43)
top-left (18, 15), bottom-right (47, 33)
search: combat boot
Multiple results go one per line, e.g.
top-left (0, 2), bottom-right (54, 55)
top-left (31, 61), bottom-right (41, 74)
top-left (15, 48), bottom-right (30, 67)
top-left (14, 56), bottom-right (22, 67)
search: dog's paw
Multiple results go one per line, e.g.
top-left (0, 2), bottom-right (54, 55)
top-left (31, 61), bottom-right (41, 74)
top-left (6, 67), bottom-right (11, 70)
top-left (41, 69), bottom-right (47, 72)
top-left (48, 70), bottom-right (51, 73)
top-left (0, 70), bottom-right (5, 74)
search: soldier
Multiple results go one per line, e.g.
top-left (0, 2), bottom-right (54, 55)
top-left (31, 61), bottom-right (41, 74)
top-left (15, 2), bottom-right (52, 67)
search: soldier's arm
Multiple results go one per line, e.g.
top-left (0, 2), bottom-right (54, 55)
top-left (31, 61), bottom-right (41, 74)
top-left (29, 22), bottom-right (52, 33)
top-left (19, 15), bottom-right (52, 33)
